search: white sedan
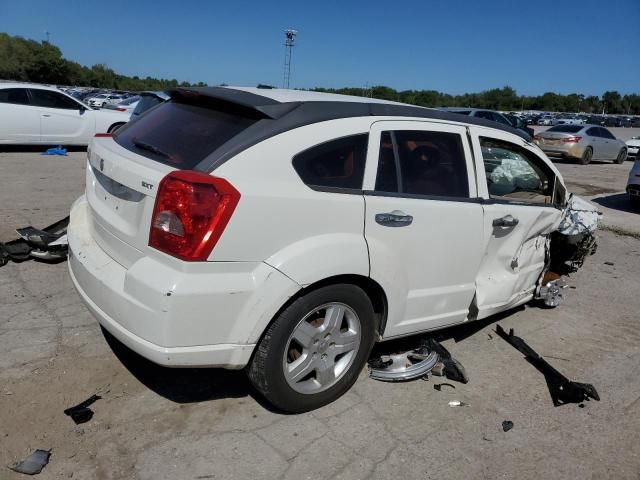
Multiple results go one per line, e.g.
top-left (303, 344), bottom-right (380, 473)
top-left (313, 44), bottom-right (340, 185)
top-left (0, 83), bottom-right (129, 145)
top-left (625, 136), bottom-right (640, 158)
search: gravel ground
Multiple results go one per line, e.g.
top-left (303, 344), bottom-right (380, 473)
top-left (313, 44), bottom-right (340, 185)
top-left (1, 149), bottom-right (639, 480)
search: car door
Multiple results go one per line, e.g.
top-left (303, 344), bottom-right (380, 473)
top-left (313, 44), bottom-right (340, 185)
top-left (363, 120), bottom-right (484, 338)
top-left (468, 126), bottom-right (565, 319)
top-left (586, 127), bottom-right (607, 159)
top-left (29, 89), bottom-right (93, 144)
top-left (0, 87), bottom-right (41, 143)
top-left (598, 127), bottom-right (618, 159)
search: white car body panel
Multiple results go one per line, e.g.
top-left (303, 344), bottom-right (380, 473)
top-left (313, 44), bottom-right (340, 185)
top-left (68, 91), bottom-right (573, 369)
top-left (39, 105), bottom-right (92, 144)
top-left (0, 102), bottom-right (41, 143)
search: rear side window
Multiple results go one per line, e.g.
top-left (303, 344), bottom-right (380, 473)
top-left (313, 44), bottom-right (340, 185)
top-left (586, 127), bottom-right (600, 137)
top-left (114, 101), bottom-right (258, 169)
top-left (30, 89), bottom-right (81, 109)
top-left (375, 130), bottom-right (469, 198)
top-left (292, 134), bottom-right (368, 190)
top-left (548, 125), bottom-right (583, 133)
top-left (598, 127), bottom-right (615, 139)
top-left (0, 88), bottom-right (29, 105)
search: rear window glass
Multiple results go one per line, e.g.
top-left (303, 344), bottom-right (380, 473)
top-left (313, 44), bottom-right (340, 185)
top-left (113, 101), bottom-right (257, 169)
top-left (292, 134), bottom-right (368, 190)
top-left (548, 125), bottom-right (583, 133)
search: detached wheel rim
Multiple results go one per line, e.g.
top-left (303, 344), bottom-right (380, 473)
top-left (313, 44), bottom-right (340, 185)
top-left (283, 302), bottom-right (362, 394)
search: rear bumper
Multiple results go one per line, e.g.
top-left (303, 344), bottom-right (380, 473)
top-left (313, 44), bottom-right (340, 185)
top-left (68, 195), bottom-right (300, 368)
top-left (539, 143), bottom-right (586, 159)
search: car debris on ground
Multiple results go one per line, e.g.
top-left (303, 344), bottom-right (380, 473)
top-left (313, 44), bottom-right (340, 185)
top-left (0, 216), bottom-right (69, 267)
top-left (8, 449), bottom-right (51, 475)
top-left (64, 394), bottom-right (101, 425)
top-left (368, 338), bottom-right (468, 383)
top-left (502, 420), bottom-right (514, 432)
top-left (496, 325), bottom-right (600, 406)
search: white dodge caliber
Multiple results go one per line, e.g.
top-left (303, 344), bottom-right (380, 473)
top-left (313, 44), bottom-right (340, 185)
top-left (68, 87), bottom-right (589, 412)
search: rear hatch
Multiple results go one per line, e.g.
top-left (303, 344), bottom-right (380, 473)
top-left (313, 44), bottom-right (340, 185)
top-left (85, 95), bottom-right (262, 267)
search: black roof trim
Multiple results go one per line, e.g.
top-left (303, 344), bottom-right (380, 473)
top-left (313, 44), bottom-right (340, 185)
top-left (171, 88), bottom-right (532, 172)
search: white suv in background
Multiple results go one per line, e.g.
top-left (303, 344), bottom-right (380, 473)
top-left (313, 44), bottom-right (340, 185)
top-left (68, 87), bottom-right (590, 412)
top-left (0, 83), bottom-right (129, 145)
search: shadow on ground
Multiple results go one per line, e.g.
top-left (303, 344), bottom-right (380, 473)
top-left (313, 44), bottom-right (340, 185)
top-left (593, 193), bottom-right (638, 214)
top-left (102, 306), bottom-right (526, 409)
top-left (102, 327), bottom-right (254, 404)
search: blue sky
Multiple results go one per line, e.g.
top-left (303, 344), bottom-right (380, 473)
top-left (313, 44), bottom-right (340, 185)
top-left (2, 0), bottom-right (639, 95)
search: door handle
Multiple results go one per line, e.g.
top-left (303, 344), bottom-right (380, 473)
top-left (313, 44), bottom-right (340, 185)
top-left (492, 215), bottom-right (519, 228)
top-left (42, 114), bottom-right (51, 117)
top-left (375, 211), bottom-right (413, 227)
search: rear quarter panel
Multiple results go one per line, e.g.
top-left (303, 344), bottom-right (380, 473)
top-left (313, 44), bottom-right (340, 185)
top-left (210, 118), bottom-right (373, 285)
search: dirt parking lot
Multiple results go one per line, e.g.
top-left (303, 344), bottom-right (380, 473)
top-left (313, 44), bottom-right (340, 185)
top-left (1, 148), bottom-right (639, 479)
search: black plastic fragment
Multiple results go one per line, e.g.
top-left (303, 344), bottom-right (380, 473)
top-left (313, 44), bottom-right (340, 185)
top-left (434, 383), bottom-right (456, 391)
top-left (426, 339), bottom-right (469, 384)
top-left (0, 216), bottom-right (69, 267)
top-left (64, 394), bottom-right (101, 424)
top-left (9, 449), bottom-right (51, 475)
top-left (496, 325), bottom-right (600, 406)
top-left (502, 420), bottom-right (514, 432)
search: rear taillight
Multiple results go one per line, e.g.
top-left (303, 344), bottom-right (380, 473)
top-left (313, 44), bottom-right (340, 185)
top-left (533, 134), bottom-right (540, 140)
top-left (562, 136), bottom-right (582, 143)
top-left (94, 133), bottom-right (112, 138)
top-left (114, 107), bottom-right (126, 112)
top-left (149, 171), bottom-right (240, 261)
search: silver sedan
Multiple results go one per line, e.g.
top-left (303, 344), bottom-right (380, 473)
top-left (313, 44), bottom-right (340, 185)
top-left (534, 124), bottom-right (627, 165)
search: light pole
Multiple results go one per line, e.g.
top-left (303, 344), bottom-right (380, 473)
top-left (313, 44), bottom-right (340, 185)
top-left (283, 29), bottom-right (297, 89)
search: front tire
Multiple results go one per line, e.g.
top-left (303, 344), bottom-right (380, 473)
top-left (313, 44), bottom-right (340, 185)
top-left (247, 284), bottom-right (377, 413)
top-left (580, 147), bottom-right (593, 165)
top-left (615, 148), bottom-right (627, 164)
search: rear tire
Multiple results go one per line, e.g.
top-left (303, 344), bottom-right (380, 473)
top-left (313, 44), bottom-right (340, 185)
top-left (615, 148), bottom-right (627, 164)
top-left (580, 147), bottom-right (593, 165)
top-left (107, 123), bottom-right (124, 134)
top-left (247, 284), bottom-right (377, 413)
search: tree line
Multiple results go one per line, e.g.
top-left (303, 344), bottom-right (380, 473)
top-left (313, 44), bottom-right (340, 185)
top-left (0, 33), bottom-right (205, 91)
top-left (314, 86), bottom-right (640, 115)
top-left (1, 33), bottom-right (638, 114)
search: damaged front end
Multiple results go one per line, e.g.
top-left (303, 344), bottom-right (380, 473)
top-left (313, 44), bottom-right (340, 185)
top-left (535, 195), bottom-right (599, 307)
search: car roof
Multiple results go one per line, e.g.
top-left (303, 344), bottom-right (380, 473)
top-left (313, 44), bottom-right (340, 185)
top-left (0, 81), bottom-right (62, 92)
top-left (163, 86), bottom-right (531, 172)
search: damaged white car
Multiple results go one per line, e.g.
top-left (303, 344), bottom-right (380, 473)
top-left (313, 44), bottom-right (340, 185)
top-left (67, 87), bottom-right (597, 412)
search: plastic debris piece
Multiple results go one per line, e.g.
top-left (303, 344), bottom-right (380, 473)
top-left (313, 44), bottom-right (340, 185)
top-left (434, 383), bottom-right (456, 391)
top-left (0, 216), bottom-right (69, 268)
top-left (41, 146), bottom-right (68, 156)
top-left (604, 261), bottom-right (614, 266)
top-left (9, 449), bottom-right (51, 475)
top-left (448, 400), bottom-right (469, 407)
top-left (496, 325), bottom-right (599, 406)
top-left (502, 420), bottom-right (514, 432)
top-left (64, 394), bottom-right (101, 424)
